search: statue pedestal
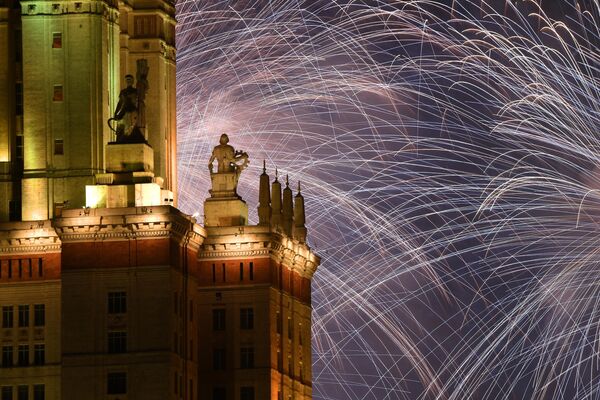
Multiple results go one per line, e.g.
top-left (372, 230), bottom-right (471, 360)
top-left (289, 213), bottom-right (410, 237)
top-left (209, 172), bottom-right (239, 198)
top-left (106, 142), bottom-right (154, 173)
top-left (204, 197), bottom-right (248, 227)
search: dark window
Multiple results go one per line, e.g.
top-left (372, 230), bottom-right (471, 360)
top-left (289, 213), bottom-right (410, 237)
top-left (15, 83), bottom-right (22, 115)
top-left (173, 292), bottom-right (178, 315)
top-left (33, 385), bottom-right (44, 400)
top-left (52, 85), bottom-right (63, 102)
top-left (249, 262), bottom-right (254, 280)
top-left (213, 348), bottom-right (225, 370)
top-left (277, 350), bottom-right (282, 371)
top-left (2, 307), bottom-right (13, 328)
top-left (189, 300), bottom-right (193, 322)
top-left (1, 386), bottom-right (12, 400)
top-left (37, 259), bottom-right (42, 277)
top-left (212, 263), bottom-right (216, 283)
top-left (17, 345), bottom-right (28, 366)
top-left (53, 139), bottom-right (63, 155)
top-left (240, 386), bottom-right (255, 400)
top-left (299, 324), bottom-right (303, 346)
top-left (33, 344), bottom-right (44, 365)
top-left (212, 309), bottom-right (225, 331)
top-left (16, 387), bottom-right (26, 400)
top-left (18, 305), bottom-right (28, 327)
top-left (239, 262), bottom-right (243, 281)
top-left (52, 32), bottom-right (62, 48)
top-left (15, 136), bottom-right (23, 160)
top-left (27, 260), bottom-right (32, 278)
top-left (221, 263), bottom-right (225, 281)
top-left (2, 346), bottom-right (12, 367)
top-left (213, 387), bottom-right (226, 400)
top-left (107, 372), bottom-right (126, 394)
top-left (34, 305), bottom-right (45, 327)
top-left (108, 331), bottom-right (127, 353)
top-left (288, 318), bottom-right (292, 340)
top-left (240, 347), bottom-right (254, 369)
top-left (240, 308), bottom-right (254, 330)
top-left (107, 292), bottom-right (126, 314)
top-left (9, 201), bottom-right (21, 222)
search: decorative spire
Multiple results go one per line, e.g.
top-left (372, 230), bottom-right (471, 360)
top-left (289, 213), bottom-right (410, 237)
top-left (282, 175), bottom-right (294, 236)
top-left (271, 169), bottom-right (282, 228)
top-left (258, 161), bottom-right (271, 226)
top-left (294, 181), bottom-right (307, 242)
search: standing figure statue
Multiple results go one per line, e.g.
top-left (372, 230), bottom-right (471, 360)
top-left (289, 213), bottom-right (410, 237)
top-left (208, 133), bottom-right (249, 174)
top-left (110, 59), bottom-right (149, 143)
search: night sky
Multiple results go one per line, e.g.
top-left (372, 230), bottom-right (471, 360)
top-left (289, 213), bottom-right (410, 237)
top-left (175, 1), bottom-right (600, 398)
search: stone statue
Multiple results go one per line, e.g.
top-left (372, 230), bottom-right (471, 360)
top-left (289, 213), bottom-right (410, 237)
top-left (110, 59), bottom-right (149, 143)
top-left (208, 134), bottom-right (249, 174)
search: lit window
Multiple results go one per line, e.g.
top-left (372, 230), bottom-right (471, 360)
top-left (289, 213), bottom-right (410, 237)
top-left (52, 33), bottom-right (62, 48)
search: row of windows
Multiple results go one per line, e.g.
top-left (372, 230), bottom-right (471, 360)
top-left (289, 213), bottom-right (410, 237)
top-left (1, 384), bottom-right (44, 400)
top-left (212, 308), bottom-right (253, 331)
top-left (212, 347), bottom-right (254, 370)
top-left (1, 344), bottom-right (45, 367)
top-left (0, 259), bottom-right (43, 279)
top-left (213, 386), bottom-right (254, 400)
top-left (211, 262), bottom-right (254, 283)
top-left (2, 305), bottom-right (45, 328)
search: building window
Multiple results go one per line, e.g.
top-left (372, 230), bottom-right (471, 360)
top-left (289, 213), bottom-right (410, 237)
top-left (213, 387), bottom-right (226, 400)
top-left (173, 292), bottom-right (178, 315)
top-left (189, 300), bottom-right (193, 322)
top-left (52, 85), bottom-right (63, 102)
top-left (239, 262), bottom-right (244, 281)
top-left (38, 259), bottom-right (43, 277)
top-left (213, 348), bottom-right (225, 370)
top-left (107, 292), bottom-right (126, 314)
top-left (276, 312), bottom-right (282, 334)
top-left (9, 200), bottom-right (21, 222)
top-left (16, 387), bottom-right (26, 400)
top-left (277, 350), bottom-right (282, 371)
top-left (212, 309), bottom-right (225, 331)
top-left (1, 386), bottom-right (12, 400)
top-left (249, 262), bottom-right (254, 280)
top-left (221, 263), bottom-right (226, 281)
top-left (2, 307), bottom-right (13, 328)
top-left (53, 139), bottom-right (63, 155)
top-left (17, 345), bottom-right (28, 366)
top-left (240, 308), bottom-right (254, 330)
top-left (288, 317), bottom-right (292, 340)
top-left (33, 344), bottom-right (44, 365)
top-left (52, 32), bottom-right (62, 48)
top-left (240, 386), bottom-right (255, 400)
top-left (34, 305), bottom-right (45, 327)
top-left (212, 263), bottom-right (216, 283)
top-left (240, 347), bottom-right (254, 369)
top-left (107, 372), bottom-right (126, 394)
top-left (108, 331), bottom-right (126, 353)
top-left (33, 385), bottom-right (44, 400)
top-left (2, 346), bottom-right (13, 367)
top-left (18, 306), bottom-right (28, 327)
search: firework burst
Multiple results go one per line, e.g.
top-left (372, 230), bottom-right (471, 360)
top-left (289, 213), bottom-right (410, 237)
top-left (176, 1), bottom-right (600, 398)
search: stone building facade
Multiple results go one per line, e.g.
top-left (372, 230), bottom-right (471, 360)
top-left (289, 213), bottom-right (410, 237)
top-left (0, 1), bottom-right (319, 399)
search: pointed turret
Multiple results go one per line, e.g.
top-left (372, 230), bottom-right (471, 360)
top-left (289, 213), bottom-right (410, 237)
top-left (258, 160), bottom-right (271, 225)
top-left (282, 175), bottom-right (294, 236)
top-left (294, 181), bottom-right (307, 242)
top-left (271, 168), bottom-right (282, 228)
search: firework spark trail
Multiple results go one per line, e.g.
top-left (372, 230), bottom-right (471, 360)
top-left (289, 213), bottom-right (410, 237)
top-left (176, 0), bottom-right (600, 398)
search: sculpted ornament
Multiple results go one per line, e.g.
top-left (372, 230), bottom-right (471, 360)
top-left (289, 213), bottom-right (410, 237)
top-left (208, 134), bottom-right (249, 174)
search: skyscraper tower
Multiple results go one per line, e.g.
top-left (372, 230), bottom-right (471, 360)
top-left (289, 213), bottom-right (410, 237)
top-left (0, 4), bottom-right (318, 400)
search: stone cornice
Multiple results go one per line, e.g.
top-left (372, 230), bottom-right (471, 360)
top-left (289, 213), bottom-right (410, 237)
top-left (0, 221), bottom-right (61, 254)
top-left (20, 0), bottom-right (119, 21)
top-left (53, 206), bottom-right (205, 250)
top-left (199, 226), bottom-right (320, 279)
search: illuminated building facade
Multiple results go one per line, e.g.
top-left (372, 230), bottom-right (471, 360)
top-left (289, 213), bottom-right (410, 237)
top-left (0, 1), bottom-right (318, 399)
